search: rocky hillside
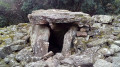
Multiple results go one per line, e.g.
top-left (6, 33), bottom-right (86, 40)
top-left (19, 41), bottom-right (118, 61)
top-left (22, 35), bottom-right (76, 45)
top-left (0, 10), bottom-right (120, 67)
top-left (0, 23), bottom-right (31, 67)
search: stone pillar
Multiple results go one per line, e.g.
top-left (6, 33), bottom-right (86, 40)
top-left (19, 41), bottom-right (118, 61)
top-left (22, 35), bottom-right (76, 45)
top-left (62, 26), bottom-right (77, 57)
top-left (30, 24), bottom-right (50, 57)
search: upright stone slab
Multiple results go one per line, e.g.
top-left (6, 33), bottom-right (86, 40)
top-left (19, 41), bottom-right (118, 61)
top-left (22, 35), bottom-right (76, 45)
top-left (62, 26), bottom-right (77, 57)
top-left (31, 25), bottom-right (50, 57)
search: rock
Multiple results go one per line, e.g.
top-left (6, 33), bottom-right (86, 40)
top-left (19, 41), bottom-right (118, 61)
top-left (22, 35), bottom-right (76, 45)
top-left (30, 56), bottom-right (42, 62)
top-left (112, 57), bottom-right (120, 67)
top-left (15, 47), bottom-right (33, 63)
top-left (3, 54), bottom-right (21, 67)
top-left (10, 45), bottom-right (24, 52)
top-left (114, 40), bottom-right (120, 46)
top-left (93, 59), bottom-right (113, 67)
top-left (92, 15), bottom-right (113, 23)
top-left (15, 66), bottom-right (23, 67)
top-left (31, 25), bottom-right (50, 57)
top-left (28, 9), bottom-right (91, 24)
top-left (4, 38), bottom-right (12, 45)
top-left (76, 31), bottom-right (87, 37)
top-left (92, 23), bottom-right (102, 28)
top-left (70, 55), bottom-right (93, 66)
top-left (115, 52), bottom-right (120, 57)
top-left (4, 58), bottom-right (10, 64)
top-left (0, 35), bottom-right (13, 45)
top-left (33, 40), bottom-right (49, 57)
top-left (113, 15), bottom-right (120, 23)
top-left (53, 53), bottom-right (64, 60)
top-left (62, 26), bottom-right (77, 57)
top-left (0, 60), bottom-right (9, 67)
top-left (112, 27), bottom-right (120, 35)
top-left (22, 35), bottom-right (30, 42)
top-left (72, 37), bottom-right (88, 53)
top-left (80, 28), bottom-right (87, 32)
top-left (0, 46), bottom-right (12, 58)
top-left (110, 44), bottom-right (120, 53)
top-left (105, 57), bottom-right (113, 62)
top-left (10, 25), bottom-right (17, 32)
top-left (98, 48), bottom-right (113, 56)
top-left (61, 58), bottom-right (74, 65)
top-left (9, 59), bottom-right (20, 67)
top-left (58, 64), bottom-right (75, 67)
top-left (42, 51), bottom-right (54, 60)
top-left (11, 40), bottom-right (26, 45)
top-left (13, 32), bottom-right (25, 41)
top-left (87, 38), bottom-right (107, 47)
top-left (8, 54), bottom-right (16, 58)
top-left (82, 46), bottom-right (103, 62)
top-left (73, 37), bottom-right (87, 52)
top-left (45, 57), bottom-right (60, 67)
top-left (98, 44), bottom-right (120, 56)
top-left (25, 60), bottom-right (48, 67)
top-left (112, 23), bottom-right (120, 27)
top-left (88, 29), bottom-right (100, 37)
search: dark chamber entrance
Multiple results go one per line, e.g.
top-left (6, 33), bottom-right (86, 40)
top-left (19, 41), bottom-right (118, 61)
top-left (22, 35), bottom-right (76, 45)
top-left (48, 23), bottom-right (75, 54)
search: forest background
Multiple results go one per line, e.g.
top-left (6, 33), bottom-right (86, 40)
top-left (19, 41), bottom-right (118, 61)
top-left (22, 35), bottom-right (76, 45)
top-left (0, 0), bottom-right (120, 27)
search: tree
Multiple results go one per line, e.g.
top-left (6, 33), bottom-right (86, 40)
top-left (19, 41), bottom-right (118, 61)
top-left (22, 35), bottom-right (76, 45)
top-left (113, 0), bottom-right (120, 14)
top-left (81, 0), bottom-right (96, 15)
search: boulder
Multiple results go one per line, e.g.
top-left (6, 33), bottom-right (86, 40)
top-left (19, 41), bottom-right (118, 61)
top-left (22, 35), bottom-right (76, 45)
top-left (25, 60), bottom-right (48, 67)
top-left (13, 32), bottom-right (25, 41)
top-left (10, 45), bottom-right (24, 52)
top-left (110, 44), bottom-right (120, 53)
top-left (98, 48), bottom-right (113, 56)
top-left (70, 55), bottom-right (93, 67)
top-left (61, 58), bottom-right (74, 65)
top-left (82, 46), bottom-right (103, 62)
top-left (92, 15), bottom-right (113, 23)
top-left (87, 38), bottom-right (108, 47)
top-left (58, 64), bottom-right (75, 67)
top-left (98, 44), bottom-right (120, 56)
top-left (15, 47), bottom-right (33, 63)
top-left (92, 23), bottom-right (102, 28)
top-left (11, 40), bottom-right (26, 45)
top-left (114, 40), bottom-right (120, 46)
top-left (93, 59), bottom-right (113, 67)
top-left (53, 53), bottom-right (64, 60)
top-left (4, 54), bottom-right (16, 64)
top-left (0, 46), bottom-right (12, 58)
top-left (45, 57), bottom-right (60, 67)
top-left (112, 57), bottom-right (120, 67)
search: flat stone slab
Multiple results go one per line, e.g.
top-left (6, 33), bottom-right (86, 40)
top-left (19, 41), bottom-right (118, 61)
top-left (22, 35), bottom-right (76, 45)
top-left (28, 9), bottom-right (91, 24)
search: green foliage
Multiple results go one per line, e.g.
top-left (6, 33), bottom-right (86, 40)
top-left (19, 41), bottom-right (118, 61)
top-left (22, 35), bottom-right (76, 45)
top-left (95, 4), bottom-right (105, 14)
top-left (21, 0), bottom-right (33, 13)
top-left (0, 1), bottom-right (10, 10)
top-left (21, 0), bottom-right (44, 14)
top-left (113, 0), bottom-right (120, 14)
top-left (0, 15), bottom-right (8, 27)
top-left (81, 0), bottom-right (96, 15)
top-left (0, 0), bottom-right (120, 27)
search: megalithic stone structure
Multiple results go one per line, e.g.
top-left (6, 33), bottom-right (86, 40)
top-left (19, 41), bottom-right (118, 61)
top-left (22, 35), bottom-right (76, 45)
top-left (28, 9), bottom-right (91, 57)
